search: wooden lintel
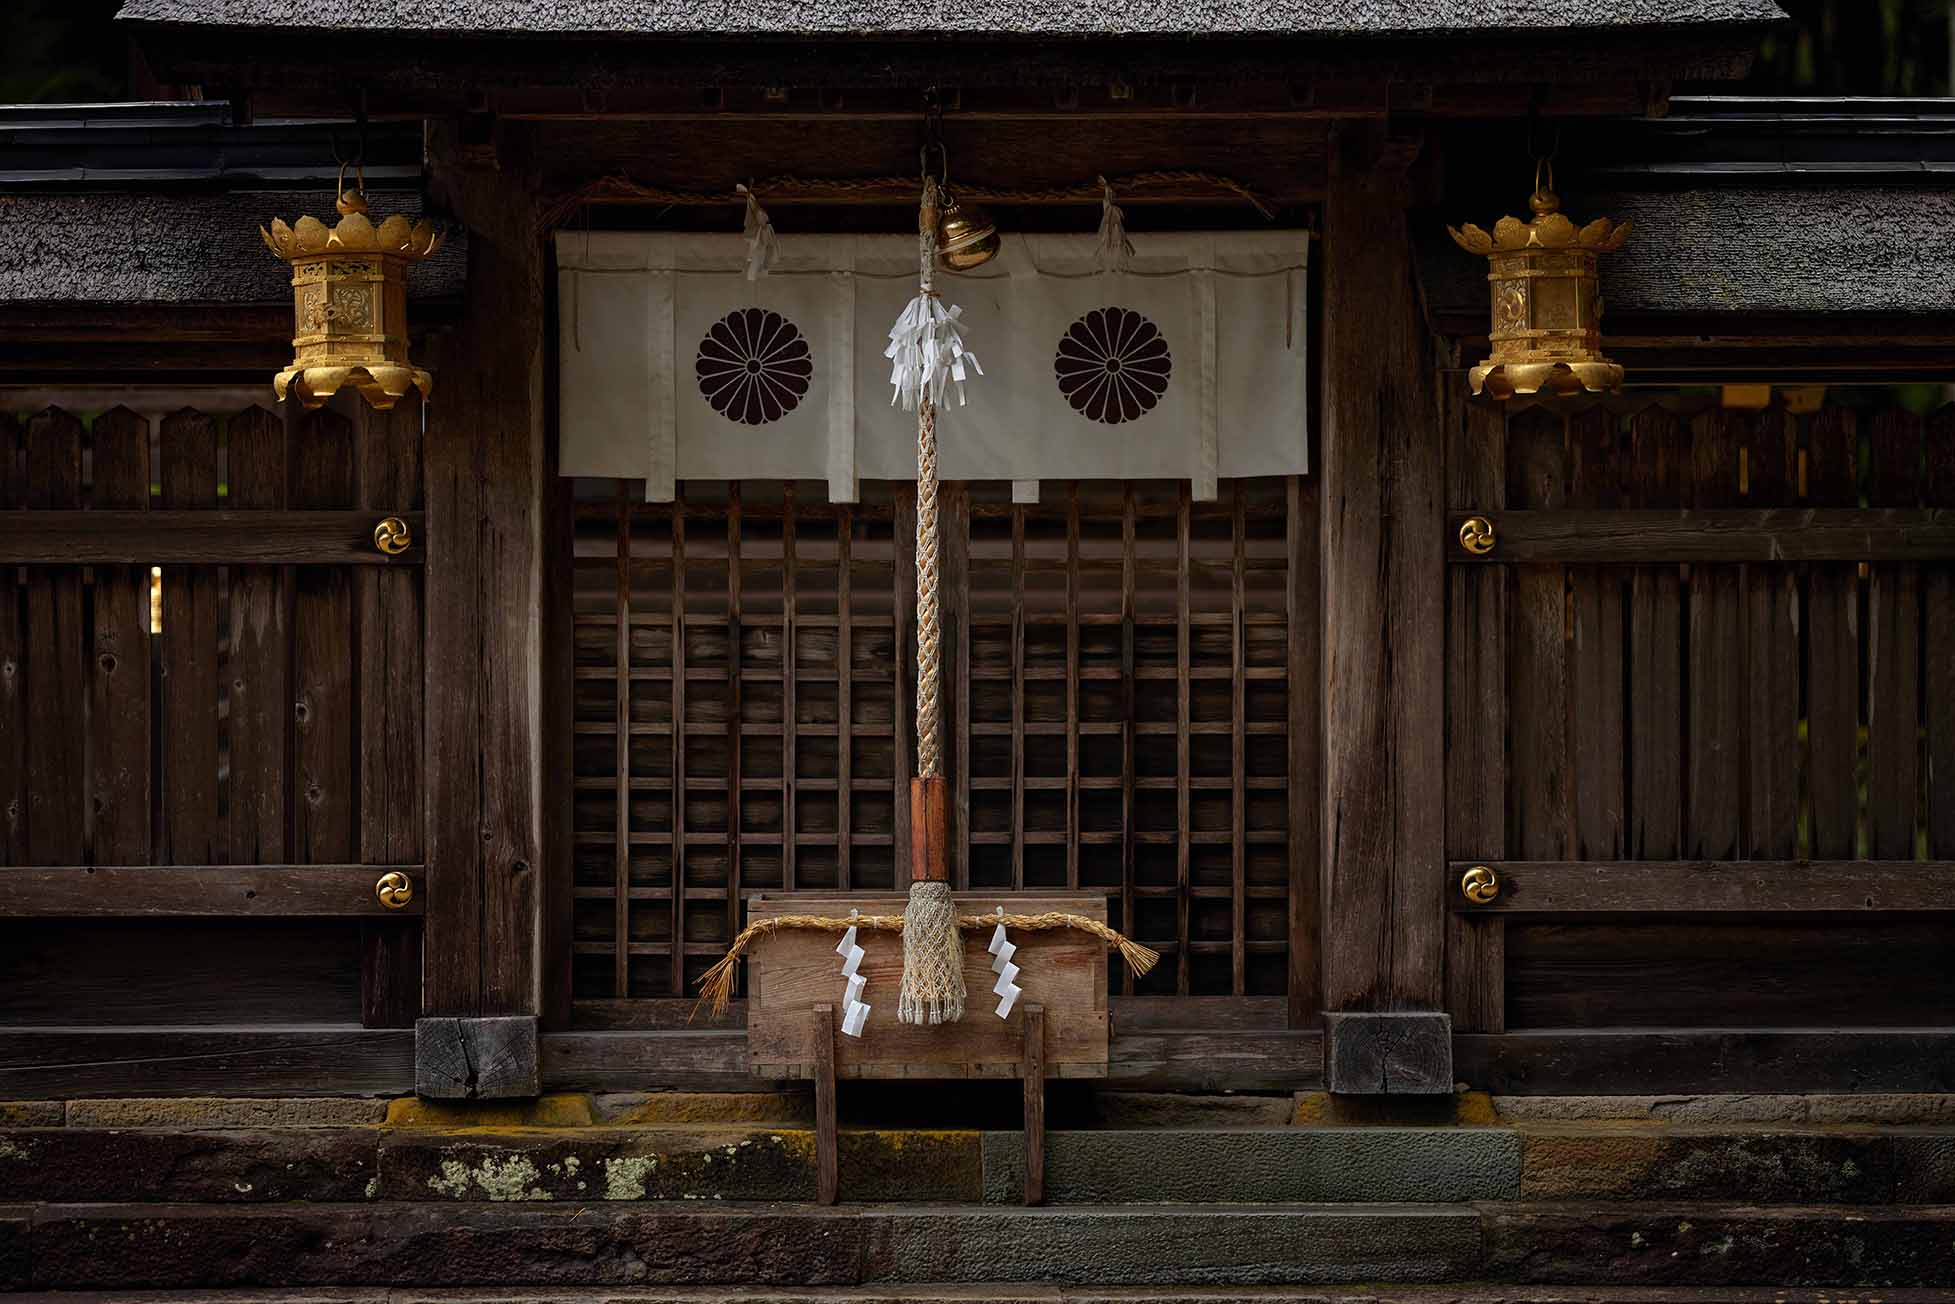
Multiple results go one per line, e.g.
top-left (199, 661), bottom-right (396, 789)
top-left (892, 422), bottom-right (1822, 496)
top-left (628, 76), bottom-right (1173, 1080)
top-left (1450, 859), bottom-right (1955, 915)
top-left (1448, 508), bottom-right (1955, 564)
top-left (0, 864), bottom-right (426, 918)
top-left (0, 512), bottom-right (426, 566)
top-left (0, 1028), bottom-right (414, 1098)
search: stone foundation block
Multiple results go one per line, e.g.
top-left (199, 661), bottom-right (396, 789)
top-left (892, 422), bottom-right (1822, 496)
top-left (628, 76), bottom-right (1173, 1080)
top-left (1520, 1125), bottom-right (1955, 1203)
top-left (982, 1127), bottom-right (1520, 1203)
top-left (0, 1128), bottom-right (380, 1202)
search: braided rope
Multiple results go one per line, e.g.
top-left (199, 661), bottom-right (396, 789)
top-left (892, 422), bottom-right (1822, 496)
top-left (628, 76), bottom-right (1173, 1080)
top-left (692, 909), bottom-right (1161, 1021)
top-left (914, 180), bottom-right (943, 779)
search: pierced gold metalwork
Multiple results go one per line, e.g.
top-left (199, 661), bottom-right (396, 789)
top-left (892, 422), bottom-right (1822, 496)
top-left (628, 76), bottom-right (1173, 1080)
top-left (1459, 516), bottom-right (1496, 556)
top-left (375, 870), bottom-right (414, 909)
top-left (263, 165), bottom-right (441, 410)
top-left (1461, 865), bottom-right (1500, 905)
top-left (1448, 162), bottom-right (1628, 400)
top-left (373, 515), bottom-right (412, 556)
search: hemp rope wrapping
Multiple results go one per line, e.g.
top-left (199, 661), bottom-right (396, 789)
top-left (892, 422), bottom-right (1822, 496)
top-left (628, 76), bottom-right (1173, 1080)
top-left (693, 911), bottom-right (1161, 1021)
top-left (899, 176), bottom-right (963, 1025)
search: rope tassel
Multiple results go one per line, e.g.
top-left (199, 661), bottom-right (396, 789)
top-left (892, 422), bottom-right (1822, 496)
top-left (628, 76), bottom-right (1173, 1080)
top-left (1095, 175), bottom-right (1134, 273)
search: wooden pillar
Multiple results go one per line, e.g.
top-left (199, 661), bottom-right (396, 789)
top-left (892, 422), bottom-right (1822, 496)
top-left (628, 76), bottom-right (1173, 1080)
top-left (415, 118), bottom-right (547, 1096)
top-left (1318, 120), bottom-right (1451, 1093)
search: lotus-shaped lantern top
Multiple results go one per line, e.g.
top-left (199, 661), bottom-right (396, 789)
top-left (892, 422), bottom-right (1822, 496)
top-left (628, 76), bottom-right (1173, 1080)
top-left (261, 187), bottom-right (444, 263)
top-left (1448, 184), bottom-right (1630, 257)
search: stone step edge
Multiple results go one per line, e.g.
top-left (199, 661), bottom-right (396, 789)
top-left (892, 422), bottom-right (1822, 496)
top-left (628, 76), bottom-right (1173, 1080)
top-left (11, 1201), bottom-right (1955, 1291)
top-left (8, 1288), bottom-right (1955, 1304)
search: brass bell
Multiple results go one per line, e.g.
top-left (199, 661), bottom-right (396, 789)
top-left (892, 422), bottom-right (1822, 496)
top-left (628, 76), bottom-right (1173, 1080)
top-left (936, 191), bottom-right (1001, 270)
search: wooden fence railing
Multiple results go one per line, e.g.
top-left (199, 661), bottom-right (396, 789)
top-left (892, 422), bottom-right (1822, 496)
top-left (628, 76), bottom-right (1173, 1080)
top-left (0, 400), bottom-right (428, 1083)
top-left (1446, 391), bottom-right (1955, 1093)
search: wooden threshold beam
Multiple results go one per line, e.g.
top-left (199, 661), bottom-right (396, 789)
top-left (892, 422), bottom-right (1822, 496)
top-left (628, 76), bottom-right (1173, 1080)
top-left (0, 865), bottom-right (426, 917)
top-left (1448, 860), bottom-right (1955, 915)
top-left (1448, 509), bottom-right (1955, 564)
top-left (0, 512), bottom-right (426, 565)
top-left (0, 1027), bottom-right (415, 1097)
top-left (1458, 1029), bottom-right (1955, 1094)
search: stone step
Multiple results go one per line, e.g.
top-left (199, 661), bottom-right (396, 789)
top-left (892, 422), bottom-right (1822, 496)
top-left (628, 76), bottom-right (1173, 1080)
top-left (10, 1120), bottom-right (1955, 1206)
top-left (10, 1200), bottom-right (1955, 1290)
top-left (13, 1290), bottom-right (1955, 1304)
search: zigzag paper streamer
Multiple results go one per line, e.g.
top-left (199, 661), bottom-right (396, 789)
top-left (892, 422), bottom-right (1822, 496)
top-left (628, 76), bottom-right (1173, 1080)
top-left (986, 907), bottom-right (1022, 1019)
top-left (835, 911), bottom-right (871, 1037)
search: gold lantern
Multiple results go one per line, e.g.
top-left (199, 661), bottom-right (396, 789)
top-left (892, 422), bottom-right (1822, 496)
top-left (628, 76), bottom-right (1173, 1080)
top-left (1448, 164), bottom-right (1630, 399)
top-left (261, 168), bottom-right (443, 409)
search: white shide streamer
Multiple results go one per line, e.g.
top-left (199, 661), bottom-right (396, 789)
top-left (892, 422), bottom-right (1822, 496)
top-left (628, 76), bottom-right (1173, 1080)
top-left (835, 910), bottom-right (872, 1037)
top-left (987, 907), bottom-right (1021, 1019)
top-left (885, 294), bottom-right (982, 411)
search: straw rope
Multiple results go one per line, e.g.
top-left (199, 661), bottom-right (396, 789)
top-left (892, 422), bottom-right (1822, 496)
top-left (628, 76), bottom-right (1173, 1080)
top-left (914, 181), bottom-right (943, 780)
top-left (692, 910), bottom-right (1161, 1021)
top-left (537, 169), bottom-right (1276, 233)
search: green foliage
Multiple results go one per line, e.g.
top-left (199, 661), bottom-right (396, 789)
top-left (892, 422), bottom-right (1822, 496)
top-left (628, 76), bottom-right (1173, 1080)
top-left (1742, 0), bottom-right (1952, 95)
top-left (0, 0), bottom-right (125, 104)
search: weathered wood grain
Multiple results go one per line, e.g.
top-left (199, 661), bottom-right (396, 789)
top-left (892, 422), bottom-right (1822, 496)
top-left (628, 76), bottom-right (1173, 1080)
top-left (1625, 406), bottom-right (1684, 861)
top-left (1287, 472), bottom-right (1322, 1024)
top-left (0, 864), bottom-right (425, 916)
top-left (1323, 1010), bottom-right (1453, 1095)
top-left (158, 408), bottom-right (222, 865)
top-left (357, 397), bottom-right (427, 1029)
top-left (22, 406), bottom-right (86, 865)
top-left (1927, 405), bottom-right (1955, 859)
top-left (1445, 393), bottom-right (1506, 1032)
top-left (1506, 406), bottom-right (1570, 863)
top-left (1742, 407), bottom-right (1799, 859)
top-left (1564, 406), bottom-right (1623, 860)
top-left (0, 512), bottom-right (426, 563)
top-left (1448, 859), bottom-right (1955, 913)
top-left (0, 413), bottom-right (20, 865)
top-left (87, 407), bottom-right (153, 866)
top-left (0, 1028), bottom-right (414, 1098)
top-left (1021, 1003), bottom-right (1046, 1206)
top-left (227, 405), bottom-right (291, 868)
top-left (292, 408), bottom-right (358, 868)
top-left (745, 893), bottom-right (1107, 1078)
top-left (1685, 409), bottom-right (1742, 861)
top-left (422, 119), bottom-right (547, 1017)
top-left (1447, 508), bottom-right (1955, 563)
top-left (813, 1003), bottom-right (837, 1205)
top-left (1319, 122), bottom-right (1445, 1014)
top-left (1804, 405), bottom-right (1860, 859)
top-left (1458, 1029), bottom-right (1955, 1094)
top-left (414, 1015), bottom-right (540, 1099)
top-left (1867, 409), bottom-right (1923, 861)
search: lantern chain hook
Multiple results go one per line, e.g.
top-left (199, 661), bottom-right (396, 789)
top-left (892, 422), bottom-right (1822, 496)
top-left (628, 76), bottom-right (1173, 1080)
top-left (920, 86), bottom-right (949, 187)
top-left (331, 86), bottom-right (372, 198)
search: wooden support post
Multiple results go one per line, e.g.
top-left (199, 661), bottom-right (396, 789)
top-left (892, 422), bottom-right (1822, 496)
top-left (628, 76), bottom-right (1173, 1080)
top-left (413, 120), bottom-right (546, 1094)
top-left (813, 1003), bottom-right (839, 1206)
top-left (1319, 120), bottom-right (1451, 1093)
top-left (1022, 1003), bottom-right (1046, 1207)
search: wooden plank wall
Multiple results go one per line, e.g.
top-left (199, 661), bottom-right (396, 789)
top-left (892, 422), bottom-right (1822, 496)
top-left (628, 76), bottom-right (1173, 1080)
top-left (566, 478), bottom-right (1302, 1024)
top-left (1447, 393), bottom-right (1955, 1033)
top-left (0, 400), bottom-right (427, 1039)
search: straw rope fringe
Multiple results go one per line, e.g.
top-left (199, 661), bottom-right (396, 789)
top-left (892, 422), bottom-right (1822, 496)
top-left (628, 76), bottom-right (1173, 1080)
top-left (538, 169), bottom-right (1276, 233)
top-left (692, 912), bottom-right (1161, 1021)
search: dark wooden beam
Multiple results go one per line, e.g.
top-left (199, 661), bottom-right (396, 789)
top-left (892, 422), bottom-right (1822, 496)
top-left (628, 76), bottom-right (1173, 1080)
top-left (0, 1028), bottom-right (413, 1097)
top-left (1450, 859), bottom-right (1955, 914)
top-left (0, 512), bottom-right (425, 565)
top-left (1318, 120), bottom-right (1450, 1090)
top-left (1458, 1029), bottom-right (1955, 1094)
top-left (541, 1026), bottom-right (1325, 1092)
top-left (1447, 508), bottom-right (1955, 564)
top-left (0, 865), bottom-right (425, 917)
top-left (419, 121), bottom-right (548, 1025)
